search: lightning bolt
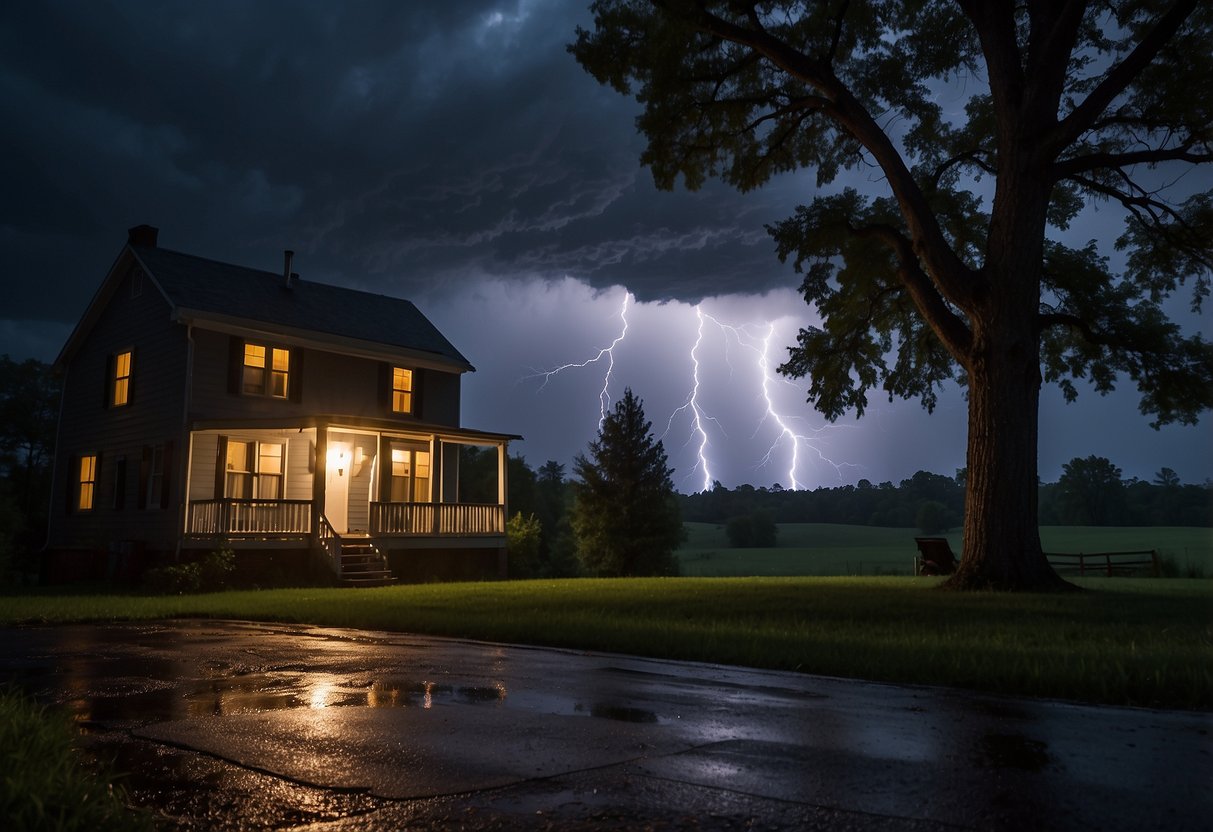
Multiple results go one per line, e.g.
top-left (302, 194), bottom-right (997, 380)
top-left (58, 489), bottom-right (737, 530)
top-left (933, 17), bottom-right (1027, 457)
top-left (662, 306), bottom-right (725, 492)
top-left (697, 312), bottom-right (855, 490)
top-left (525, 290), bottom-right (630, 425)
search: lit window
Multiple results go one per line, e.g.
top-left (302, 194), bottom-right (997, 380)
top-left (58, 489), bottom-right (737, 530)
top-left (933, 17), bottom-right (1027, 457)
top-left (243, 343), bottom-right (290, 398)
top-left (271, 348), bottom-right (290, 399)
top-left (112, 350), bottom-right (132, 406)
top-left (391, 367), bottom-right (413, 414)
top-left (225, 440), bottom-right (253, 498)
top-left (390, 445), bottom-right (430, 502)
top-left (78, 454), bottom-right (97, 511)
top-left (224, 439), bottom-right (284, 499)
top-left (243, 345), bottom-right (266, 394)
top-left (258, 442), bottom-right (283, 498)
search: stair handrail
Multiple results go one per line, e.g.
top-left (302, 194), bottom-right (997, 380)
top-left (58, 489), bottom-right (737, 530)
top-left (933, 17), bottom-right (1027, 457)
top-left (315, 513), bottom-right (342, 575)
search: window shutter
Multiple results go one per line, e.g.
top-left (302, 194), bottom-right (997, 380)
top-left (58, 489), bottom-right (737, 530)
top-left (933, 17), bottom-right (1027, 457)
top-left (102, 354), bottom-right (114, 408)
top-left (227, 337), bottom-right (244, 396)
top-left (160, 440), bottom-right (174, 509)
top-left (414, 370), bottom-right (425, 420)
top-left (289, 347), bottom-right (304, 403)
top-left (379, 363), bottom-right (392, 413)
top-left (66, 454), bottom-right (77, 514)
top-left (94, 452), bottom-right (103, 509)
top-left (126, 347), bottom-right (136, 406)
top-left (139, 447), bottom-right (151, 509)
top-left (215, 436), bottom-right (228, 499)
top-left (114, 457), bottom-right (126, 511)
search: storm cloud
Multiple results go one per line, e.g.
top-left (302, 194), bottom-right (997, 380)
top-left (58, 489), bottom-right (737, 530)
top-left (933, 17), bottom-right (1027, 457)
top-left (0, 1), bottom-right (1208, 488)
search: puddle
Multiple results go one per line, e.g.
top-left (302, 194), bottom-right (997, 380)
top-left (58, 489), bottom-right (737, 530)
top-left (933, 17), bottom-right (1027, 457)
top-left (979, 732), bottom-right (1051, 772)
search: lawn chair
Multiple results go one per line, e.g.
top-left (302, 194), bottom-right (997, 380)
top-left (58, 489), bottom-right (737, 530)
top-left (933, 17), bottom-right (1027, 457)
top-left (914, 537), bottom-right (958, 576)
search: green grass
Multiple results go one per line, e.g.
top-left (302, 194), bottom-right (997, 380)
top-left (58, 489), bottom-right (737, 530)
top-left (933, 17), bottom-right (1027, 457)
top-left (2, 577), bottom-right (1211, 709)
top-left (678, 523), bottom-right (1213, 576)
top-left (0, 688), bottom-right (154, 831)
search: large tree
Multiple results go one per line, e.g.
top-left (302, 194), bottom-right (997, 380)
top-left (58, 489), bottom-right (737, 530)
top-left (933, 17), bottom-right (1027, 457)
top-left (572, 1), bottom-right (1213, 589)
top-left (571, 388), bottom-right (684, 576)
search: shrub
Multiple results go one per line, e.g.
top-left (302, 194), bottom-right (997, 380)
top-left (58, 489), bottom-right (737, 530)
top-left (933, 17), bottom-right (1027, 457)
top-left (198, 546), bottom-right (236, 591)
top-left (916, 500), bottom-right (955, 534)
top-left (143, 546), bottom-right (235, 594)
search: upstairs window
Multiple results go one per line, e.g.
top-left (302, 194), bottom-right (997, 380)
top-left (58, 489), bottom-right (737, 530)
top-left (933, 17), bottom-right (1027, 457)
top-left (391, 367), bottom-right (414, 414)
top-left (78, 454), bottom-right (97, 511)
top-left (112, 350), bottom-right (132, 406)
top-left (242, 343), bottom-right (290, 399)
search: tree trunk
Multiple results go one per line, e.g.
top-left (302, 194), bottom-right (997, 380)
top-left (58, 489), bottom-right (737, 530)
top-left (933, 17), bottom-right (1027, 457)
top-left (943, 347), bottom-right (1073, 590)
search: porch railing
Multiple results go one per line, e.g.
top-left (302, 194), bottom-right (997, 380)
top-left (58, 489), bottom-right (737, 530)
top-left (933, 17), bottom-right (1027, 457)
top-left (315, 513), bottom-right (341, 574)
top-left (188, 499), bottom-right (312, 536)
top-left (370, 502), bottom-right (505, 535)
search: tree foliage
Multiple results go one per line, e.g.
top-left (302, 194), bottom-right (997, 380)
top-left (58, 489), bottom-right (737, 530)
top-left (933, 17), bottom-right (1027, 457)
top-left (571, 388), bottom-right (684, 576)
top-left (1054, 455), bottom-right (1127, 526)
top-left (572, 1), bottom-right (1212, 589)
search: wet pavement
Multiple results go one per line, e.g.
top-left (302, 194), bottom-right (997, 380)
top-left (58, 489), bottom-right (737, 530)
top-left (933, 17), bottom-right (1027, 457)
top-left (1, 619), bottom-right (1210, 830)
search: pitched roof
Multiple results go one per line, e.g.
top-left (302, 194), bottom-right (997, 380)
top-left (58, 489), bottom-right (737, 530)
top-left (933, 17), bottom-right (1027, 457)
top-left (132, 244), bottom-right (474, 371)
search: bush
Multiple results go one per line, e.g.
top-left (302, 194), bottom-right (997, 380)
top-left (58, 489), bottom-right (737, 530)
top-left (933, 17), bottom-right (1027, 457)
top-left (726, 510), bottom-right (778, 548)
top-left (916, 500), bottom-right (955, 534)
top-left (198, 546), bottom-right (235, 591)
top-left (143, 546), bottom-right (235, 594)
top-left (506, 512), bottom-right (542, 578)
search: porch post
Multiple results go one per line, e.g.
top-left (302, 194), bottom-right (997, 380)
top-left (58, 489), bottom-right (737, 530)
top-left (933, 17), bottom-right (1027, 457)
top-left (430, 437), bottom-right (442, 536)
top-left (312, 422), bottom-right (327, 536)
top-left (498, 441), bottom-right (508, 533)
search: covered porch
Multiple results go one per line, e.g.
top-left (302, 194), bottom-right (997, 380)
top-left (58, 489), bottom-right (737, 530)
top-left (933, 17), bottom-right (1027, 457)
top-left (183, 418), bottom-right (514, 553)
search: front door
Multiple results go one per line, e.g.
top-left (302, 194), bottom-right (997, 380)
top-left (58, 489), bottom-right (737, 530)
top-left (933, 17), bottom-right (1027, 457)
top-left (325, 441), bottom-right (351, 533)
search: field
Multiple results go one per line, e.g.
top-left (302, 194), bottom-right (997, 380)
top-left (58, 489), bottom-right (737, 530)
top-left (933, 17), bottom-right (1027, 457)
top-left (677, 523), bottom-right (1213, 577)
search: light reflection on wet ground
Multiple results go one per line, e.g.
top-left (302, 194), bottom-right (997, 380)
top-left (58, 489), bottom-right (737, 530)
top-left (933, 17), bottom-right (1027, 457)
top-left (1, 619), bottom-right (1210, 831)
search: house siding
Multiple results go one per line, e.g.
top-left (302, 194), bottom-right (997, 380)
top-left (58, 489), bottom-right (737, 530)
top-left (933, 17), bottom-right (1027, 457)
top-left (48, 260), bottom-right (188, 561)
top-left (187, 429), bottom-right (314, 503)
top-left (188, 327), bottom-right (462, 426)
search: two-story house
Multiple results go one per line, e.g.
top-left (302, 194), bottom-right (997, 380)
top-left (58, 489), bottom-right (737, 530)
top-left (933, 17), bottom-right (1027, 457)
top-left (46, 225), bottom-right (518, 585)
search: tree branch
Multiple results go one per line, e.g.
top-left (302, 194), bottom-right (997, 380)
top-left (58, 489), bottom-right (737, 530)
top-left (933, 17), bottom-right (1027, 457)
top-left (1053, 141), bottom-right (1213, 179)
top-left (679, 4), bottom-right (982, 312)
top-left (849, 223), bottom-right (974, 360)
top-left (1050, 0), bottom-right (1199, 152)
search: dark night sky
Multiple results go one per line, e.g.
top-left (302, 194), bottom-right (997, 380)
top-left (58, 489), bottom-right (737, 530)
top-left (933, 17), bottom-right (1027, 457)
top-left (2, 1), bottom-right (1209, 490)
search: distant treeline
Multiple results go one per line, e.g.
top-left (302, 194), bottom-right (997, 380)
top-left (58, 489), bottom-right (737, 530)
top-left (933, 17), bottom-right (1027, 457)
top-left (678, 459), bottom-right (1212, 530)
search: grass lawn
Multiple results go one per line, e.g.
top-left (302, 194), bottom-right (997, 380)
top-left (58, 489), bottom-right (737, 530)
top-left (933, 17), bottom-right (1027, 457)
top-left (3, 576), bottom-right (1211, 710)
top-left (0, 687), bottom-right (155, 831)
top-left (678, 523), bottom-right (1213, 576)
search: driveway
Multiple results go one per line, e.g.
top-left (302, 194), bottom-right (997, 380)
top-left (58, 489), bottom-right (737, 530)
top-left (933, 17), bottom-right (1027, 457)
top-left (1, 619), bottom-right (1209, 830)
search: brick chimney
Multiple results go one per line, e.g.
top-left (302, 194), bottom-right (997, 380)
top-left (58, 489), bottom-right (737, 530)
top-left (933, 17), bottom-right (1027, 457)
top-left (127, 224), bottom-right (159, 247)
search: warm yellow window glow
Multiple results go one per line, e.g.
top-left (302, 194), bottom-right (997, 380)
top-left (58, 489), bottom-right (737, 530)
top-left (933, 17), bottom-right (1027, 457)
top-left (392, 367), bottom-right (413, 413)
top-left (225, 440), bottom-right (253, 499)
top-left (271, 348), bottom-right (290, 398)
top-left (78, 455), bottom-right (97, 510)
top-left (389, 446), bottom-right (429, 502)
top-left (243, 344), bottom-right (266, 394)
top-left (258, 442), bottom-right (283, 498)
top-left (224, 439), bottom-right (284, 499)
top-left (112, 350), bottom-right (132, 406)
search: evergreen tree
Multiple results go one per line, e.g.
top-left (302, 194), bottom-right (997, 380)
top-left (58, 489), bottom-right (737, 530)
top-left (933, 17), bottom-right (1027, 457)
top-left (571, 389), bottom-right (684, 576)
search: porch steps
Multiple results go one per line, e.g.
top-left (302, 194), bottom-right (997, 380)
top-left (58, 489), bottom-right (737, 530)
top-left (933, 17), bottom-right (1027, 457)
top-left (338, 537), bottom-right (396, 587)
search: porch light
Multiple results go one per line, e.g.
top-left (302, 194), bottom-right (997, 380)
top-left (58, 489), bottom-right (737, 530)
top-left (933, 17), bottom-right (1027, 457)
top-left (328, 447), bottom-right (349, 476)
